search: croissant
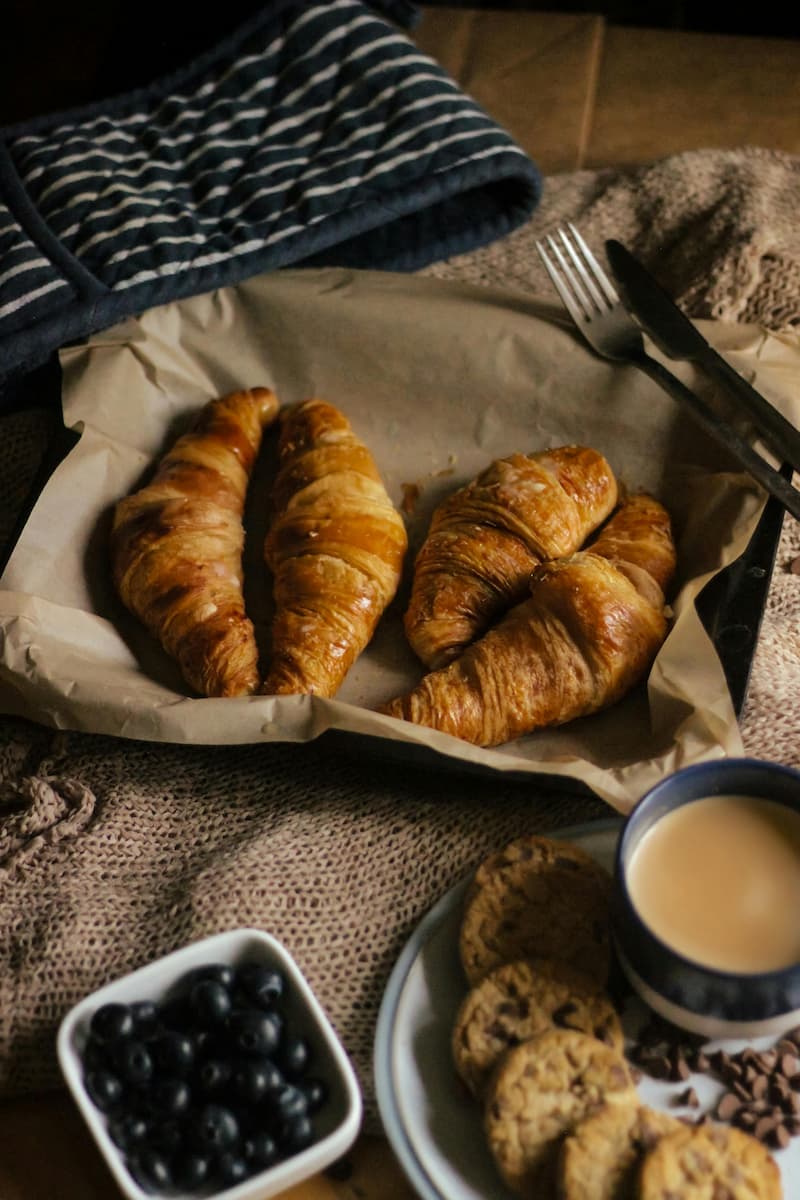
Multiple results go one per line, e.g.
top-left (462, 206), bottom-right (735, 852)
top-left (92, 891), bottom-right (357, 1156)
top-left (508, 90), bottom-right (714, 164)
top-left (261, 399), bottom-right (408, 697)
top-left (378, 493), bottom-right (676, 747)
top-left (403, 445), bottom-right (618, 669)
top-left (110, 387), bottom-right (279, 698)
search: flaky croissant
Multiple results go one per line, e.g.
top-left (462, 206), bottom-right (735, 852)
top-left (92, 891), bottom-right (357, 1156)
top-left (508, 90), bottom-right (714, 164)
top-left (261, 399), bottom-right (408, 698)
top-left (403, 445), bottom-right (618, 669)
top-left (378, 493), bottom-right (676, 747)
top-left (110, 387), bottom-right (279, 698)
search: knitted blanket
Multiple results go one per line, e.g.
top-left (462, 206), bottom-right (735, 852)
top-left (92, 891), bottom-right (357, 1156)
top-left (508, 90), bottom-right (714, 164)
top-left (0, 146), bottom-right (798, 1133)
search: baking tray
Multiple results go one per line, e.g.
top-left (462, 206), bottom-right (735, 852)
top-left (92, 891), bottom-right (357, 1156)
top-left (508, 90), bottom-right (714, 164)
top-left (0, 353), bottom-right (784, 736)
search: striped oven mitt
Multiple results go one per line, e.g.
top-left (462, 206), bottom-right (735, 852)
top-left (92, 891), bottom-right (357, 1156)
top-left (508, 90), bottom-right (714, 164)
top-left (0, 0), bottom-right (542, 385)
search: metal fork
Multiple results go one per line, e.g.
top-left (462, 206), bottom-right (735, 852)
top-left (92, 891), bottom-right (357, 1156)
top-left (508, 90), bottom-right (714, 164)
top-left (535, 224), bottom-right (800, 522)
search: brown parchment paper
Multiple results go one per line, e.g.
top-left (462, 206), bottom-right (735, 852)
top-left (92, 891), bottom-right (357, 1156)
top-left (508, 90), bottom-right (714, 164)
top-left (1, 267), bottom-right (799, 811)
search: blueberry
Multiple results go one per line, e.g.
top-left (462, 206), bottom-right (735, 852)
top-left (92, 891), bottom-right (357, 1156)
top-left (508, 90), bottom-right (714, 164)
top-left (244, 1129), bottom-right (279, 1168)
top-left (218, 1151), bottom-right (250, 1186)
top-left (84, 1068), bottom-right (124, 1113)
top-left (277, 1031), bottom-right (310, 1078)
top-left (130, 1000), bottom-right (159, 1035)
top-left (158, 995), bottom-right (194, 1032)
top-left (227, 1009), bottom-right (281, 1057)
top-left (190, 978), bottom-right (232, 1026)
top-left (82, 1037), bottom-right (111, 1073)
top-left (182, 962), bottom-right (237, 992)
top-left (129, 1147), bottom-right (173, 1193)
top-left (195, 1103), bottom-right (240, 1151)
top-left (301, 1077), bottom-right (329, 1112)
top-left (279, 1114), bottom-right (314, 1153)
top-left (268, 1082), bottom-right (309, 1123)
top-left (195, 1055), bottom-right (233, 1096)
top-left (148, 1118), bottom-right (186, 1155)
top-left (148, 1076), bottom-right (192, 1118)
top-left (173, 1151), bottom-right (214, 1191)
top-left (237, 963), bottom-right (284, 1009)
top-left (107, 1112), bottom-right (149, 1153)
top-left (149, 1029), bottom-right (195, 1076)
top-left (232, 1058), bottom-right (284, 1104)
top-left (89, 1003), bottom-right (135, 1045)
top-left (114, 1039), bottom-right (154, 1087)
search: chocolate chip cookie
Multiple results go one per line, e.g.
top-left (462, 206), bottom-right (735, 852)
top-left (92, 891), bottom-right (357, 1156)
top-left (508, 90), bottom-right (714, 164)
top-left (459, 834), bottom-right (612, 986)
top-left (557, 1102), bottom-right (682, 1200)
top-left (452, 955), bottom-right (623, 1098)
top-left (484, 1028), bottom-right (637, 1197)
top-left (637, 1122), bottom-right (782, 1200)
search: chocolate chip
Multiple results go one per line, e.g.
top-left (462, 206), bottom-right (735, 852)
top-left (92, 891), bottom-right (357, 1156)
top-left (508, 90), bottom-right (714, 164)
top-left (772, 1123), bottom-right (792, 1150)
top-left (716, 1093), bottom-right (742, 1121)
top-left (639, 1054), bottom-right (672, 1080)
top-left (671, 1057), bottom-right (691, 1083)
top-left (754, 1115), bottom-right (777, 1142)
top-left (780, 1052), bottom-right (799, 1077)
top-left (552, 1002), bottom-right (579, 1029)
top-left (626, 1005), bottom-right (800, 1146)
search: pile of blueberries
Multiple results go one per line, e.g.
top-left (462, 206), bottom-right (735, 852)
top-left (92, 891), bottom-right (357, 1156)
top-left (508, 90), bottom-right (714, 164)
top-left (80, 959), bottom-right (330, 1195)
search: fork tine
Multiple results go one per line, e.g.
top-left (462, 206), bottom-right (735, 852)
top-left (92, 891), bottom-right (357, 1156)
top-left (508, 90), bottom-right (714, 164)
top-left (536, 226), bottom-right (620, 325)
top-left (566, 223), bottom-right (619, 306)
top-left (547, 234), bottom-right (597, 318)
top-left (557, 229), bottom-right (608, 314)
top-left (535, 238), bottom-right (589, 326)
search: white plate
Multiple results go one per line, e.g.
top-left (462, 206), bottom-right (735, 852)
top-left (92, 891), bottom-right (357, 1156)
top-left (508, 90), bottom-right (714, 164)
top-left (374, 819), bottom-right (799, 1199)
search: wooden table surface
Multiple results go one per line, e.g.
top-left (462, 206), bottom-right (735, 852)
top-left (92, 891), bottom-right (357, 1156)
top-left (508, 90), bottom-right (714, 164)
top-left (1, 7), bottom-right (799, 1199)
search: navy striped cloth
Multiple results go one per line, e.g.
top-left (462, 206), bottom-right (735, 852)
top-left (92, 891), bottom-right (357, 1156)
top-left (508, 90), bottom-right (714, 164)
top-left (0, 0), bottom-right (541, 387)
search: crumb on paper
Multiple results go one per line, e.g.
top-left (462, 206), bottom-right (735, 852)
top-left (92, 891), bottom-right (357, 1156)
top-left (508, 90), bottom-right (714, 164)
top-left (400, 482), bottom-right (421, 516)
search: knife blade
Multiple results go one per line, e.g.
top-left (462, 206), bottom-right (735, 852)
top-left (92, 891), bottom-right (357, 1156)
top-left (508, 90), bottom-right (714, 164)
top-left (605, 238), bottom-right (800, 475)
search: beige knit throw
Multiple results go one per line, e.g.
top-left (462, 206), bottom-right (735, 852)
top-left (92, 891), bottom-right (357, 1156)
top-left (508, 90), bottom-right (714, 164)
top-left (0, 147), bottom-right (798, 1130)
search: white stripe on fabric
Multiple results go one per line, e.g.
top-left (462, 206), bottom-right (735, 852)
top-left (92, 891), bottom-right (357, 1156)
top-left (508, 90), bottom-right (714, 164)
top-left (41, 70), bottom-right (475, 238)
top-left (113, 236), bottom-right (283, 288)
top-left (0, 255), bottom-right (54, 290)
top-left (51, 95), bottom-right (487, 243)
top-left (68, 118), bottom-right (501, 261)
top-left (0, 277), bottom-right (70, 321)
top-left (107, 140), bottom-right (525, 290)
top-left (105, 231), bottom-right (207, 267)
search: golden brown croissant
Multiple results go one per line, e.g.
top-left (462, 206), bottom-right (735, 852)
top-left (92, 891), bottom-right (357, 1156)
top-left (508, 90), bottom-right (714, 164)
top-left (403, 445), bottom-right (618, 669)
top-left (261, 399), bottom-right (408, 697)
top-left (110, 387), bottom-right (279, 698)
top-left (378, 493), bottom-right (676, 747)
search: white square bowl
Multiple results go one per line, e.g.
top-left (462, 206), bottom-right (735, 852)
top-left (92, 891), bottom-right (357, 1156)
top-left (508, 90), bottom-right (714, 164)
top-left (57, 927), bottom-right (363, 1200)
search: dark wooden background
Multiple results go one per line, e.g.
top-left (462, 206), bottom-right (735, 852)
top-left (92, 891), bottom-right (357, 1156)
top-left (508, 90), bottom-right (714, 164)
top-left (2, 1), bottom-right (797, 126)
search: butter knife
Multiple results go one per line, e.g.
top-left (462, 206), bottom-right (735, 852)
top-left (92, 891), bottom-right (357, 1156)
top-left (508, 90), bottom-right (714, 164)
top-left (605, 238), bottom-right (800, 475)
